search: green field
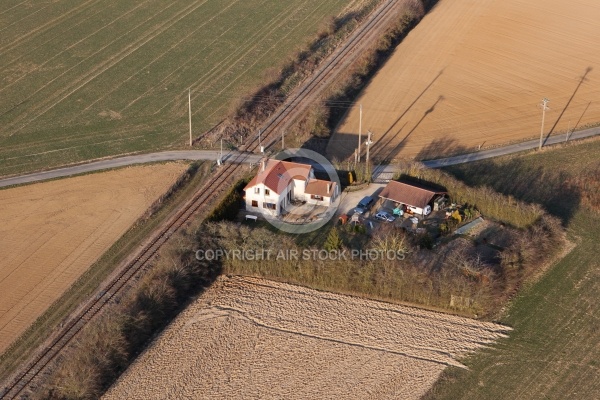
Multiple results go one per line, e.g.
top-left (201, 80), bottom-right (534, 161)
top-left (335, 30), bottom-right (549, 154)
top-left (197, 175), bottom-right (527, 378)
top-left (0, 0), bottom-right (352, 176)
top-left (425, 140), bottom-right (600, 399)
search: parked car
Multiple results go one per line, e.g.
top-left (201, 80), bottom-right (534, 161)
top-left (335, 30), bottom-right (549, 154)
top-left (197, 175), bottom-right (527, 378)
top-left (375, 210), bottom-right (396, 222)
top-left (355, 196), bottom-right (375, 214)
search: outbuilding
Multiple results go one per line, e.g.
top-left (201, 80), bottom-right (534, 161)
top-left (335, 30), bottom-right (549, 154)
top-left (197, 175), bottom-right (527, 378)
top-left (378, 180), bottom-right (446, 216)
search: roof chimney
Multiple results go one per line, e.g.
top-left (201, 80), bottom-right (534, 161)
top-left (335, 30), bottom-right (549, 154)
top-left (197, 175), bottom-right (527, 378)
top-left (261, 158), bottom-right (267, 172)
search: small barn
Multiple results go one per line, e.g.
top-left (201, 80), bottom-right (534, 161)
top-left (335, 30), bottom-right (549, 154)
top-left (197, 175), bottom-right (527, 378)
top-left (379, 181), bottom-right (446, 216)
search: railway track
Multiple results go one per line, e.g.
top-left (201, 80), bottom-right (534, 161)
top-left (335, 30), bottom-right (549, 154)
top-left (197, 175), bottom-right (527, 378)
top-left (260, 0), bottom-right (402, 148)
top-left (0, 1), bottom-right (405, 397)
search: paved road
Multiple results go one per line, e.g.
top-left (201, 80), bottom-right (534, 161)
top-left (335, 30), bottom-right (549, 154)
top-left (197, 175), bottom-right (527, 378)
top-left (1, 125), bottom-right (598, 189)
top-left (422, 125), bottom-right (600, 168)
top-left (0, 150), bottom-right (262, 188)
top-left (372, 125), bottom-right (600, 181)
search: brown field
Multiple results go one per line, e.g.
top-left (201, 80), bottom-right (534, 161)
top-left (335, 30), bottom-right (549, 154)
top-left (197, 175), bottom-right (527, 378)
top-left (329, 0), bottom-right (600, 161)
top-left (104, 276), bottom-right (509, 400)
top-left (0, 163), bottom-right (187, 354)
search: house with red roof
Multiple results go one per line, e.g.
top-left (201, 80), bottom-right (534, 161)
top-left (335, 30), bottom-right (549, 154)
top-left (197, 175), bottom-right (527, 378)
top-left (244, 159), bottom-right (338, 216)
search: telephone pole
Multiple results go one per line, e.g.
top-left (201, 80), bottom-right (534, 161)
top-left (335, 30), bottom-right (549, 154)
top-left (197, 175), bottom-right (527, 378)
top-left (258, 129), bottom-right (263, 153)
top-left (281, 130), bottom-right (285, 150)
top-left (188, 88), bottom-right (192, 147)
top-left (539, 98), bottom-right (550, 150)
top-left (365, 130), bottom-right (373, 182)
top-left (357, 103), bottom-right (363, 162)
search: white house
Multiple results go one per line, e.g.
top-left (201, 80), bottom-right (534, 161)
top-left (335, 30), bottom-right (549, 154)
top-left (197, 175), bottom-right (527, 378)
top-left (244, 159), bottom-right (339, 216)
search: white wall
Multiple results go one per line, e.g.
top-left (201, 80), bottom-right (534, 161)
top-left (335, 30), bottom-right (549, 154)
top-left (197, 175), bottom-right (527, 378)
top-left (245, 181), bottom-right (296, 216)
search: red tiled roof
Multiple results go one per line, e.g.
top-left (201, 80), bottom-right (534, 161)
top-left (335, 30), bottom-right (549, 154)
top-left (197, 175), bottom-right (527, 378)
top-left (244, 159), bottom-right (311, 194)
top-left (379, 181), bottom-right (445, 209)
top-left (305, 179), bottom-right (336, 198)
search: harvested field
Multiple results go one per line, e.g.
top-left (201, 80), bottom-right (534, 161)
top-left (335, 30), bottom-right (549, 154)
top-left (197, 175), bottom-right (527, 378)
top-left (329, 0), bottom-right (600, 161)
top-left (104, 276), bottom-right (509, 400)
top-left (0, 163), bottom-right (187, 354)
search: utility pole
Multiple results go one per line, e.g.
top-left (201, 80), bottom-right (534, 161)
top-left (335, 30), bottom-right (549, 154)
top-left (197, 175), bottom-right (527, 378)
top-left (281, 130), bottom-right (285, 150)
top-left (219, 138), bottom-right (223, 164)
top-left (258, 129), bottom-right (263, 153)
top-left (566, 121), bottom-right (571, 142)
top-left (539, 98), bottom-right (550, 150)
top-left (365, 131), bottom-right (373, 182)
top-left (357, 103), bottom-right (363, 162)
top-left (188, 88), bottom-right (192, 147)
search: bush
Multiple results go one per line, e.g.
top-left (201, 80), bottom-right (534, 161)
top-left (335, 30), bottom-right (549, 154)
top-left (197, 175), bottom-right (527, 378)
top-left (324, 227), bottom-right (343, 251)
top-left (417, 232), bottom-right (434, 249)
top-left (205, 179), bottom-right (248, 222)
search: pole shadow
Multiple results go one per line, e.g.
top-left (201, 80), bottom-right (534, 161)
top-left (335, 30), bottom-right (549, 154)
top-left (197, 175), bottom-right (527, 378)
top-left (546, 66), bottom-right (592, 139)
top-left (574, 101), bottom-right (592, 131)
top-left (374, 69), bottom-right (444, 149)
top-left (375, 95), bottom-right (445, 162)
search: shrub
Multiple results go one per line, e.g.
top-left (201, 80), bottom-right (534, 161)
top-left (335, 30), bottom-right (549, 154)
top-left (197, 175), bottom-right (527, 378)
top-left (417, 232), bottom-right (434, 249)
top-left (324, 227), bottom-right (343, 251)
top-left (205, 179), bottom-right (248, 222)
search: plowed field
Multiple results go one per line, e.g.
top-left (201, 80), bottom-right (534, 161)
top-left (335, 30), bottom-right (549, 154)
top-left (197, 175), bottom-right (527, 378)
top-left (0, 163), bottom-right (186, 353)
top-left (104, 276), bottom-right (509, 400)
top-left (329, 0), bottom-right (600, 161)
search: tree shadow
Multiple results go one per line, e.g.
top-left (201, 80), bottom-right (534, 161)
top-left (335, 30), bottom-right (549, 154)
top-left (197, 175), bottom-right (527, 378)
top-left (547, 66), bottom-right (592, 138)
top-left (444, 158), bottom-right (581, 225)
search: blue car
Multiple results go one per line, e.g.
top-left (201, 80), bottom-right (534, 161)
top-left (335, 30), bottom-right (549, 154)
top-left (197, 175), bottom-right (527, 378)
top-left (354, 196), bottom-right (375, 214)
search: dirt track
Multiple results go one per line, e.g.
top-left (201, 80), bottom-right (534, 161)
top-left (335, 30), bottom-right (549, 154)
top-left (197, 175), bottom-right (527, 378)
top-left (329, 0), bottom-right (600, 161)
top-left (0, 163), bottom-right (186, 354)
top-left (104, 276), bottom-right (509, 399)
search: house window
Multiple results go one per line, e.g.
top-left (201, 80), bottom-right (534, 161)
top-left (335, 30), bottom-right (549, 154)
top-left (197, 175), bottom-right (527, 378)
top-left (254, 187), bottom-right (260, 194)
top-left (251, 200), bottom-right (258, 207)
top-left (311, 194), bottom-right (323, 201)
top-left (265, 189), bottom-right (270, 196)
top-left (263, 202), bottom-right (276, 210)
